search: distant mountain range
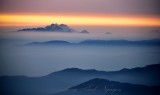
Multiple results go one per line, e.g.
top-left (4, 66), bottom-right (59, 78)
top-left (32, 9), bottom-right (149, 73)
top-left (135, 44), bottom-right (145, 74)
top-left (25, 39), bottom-right (160, 46)
top-left (27, 40), bottom-right (72, 46)
top-left (54, 78), bottom-right (159, 95)
top-left (80, 30), bottom-right (90, 33)
top-left (18, 23), bottom-right (75, 32)
top-left (0, 63), bottom-right (160, 95)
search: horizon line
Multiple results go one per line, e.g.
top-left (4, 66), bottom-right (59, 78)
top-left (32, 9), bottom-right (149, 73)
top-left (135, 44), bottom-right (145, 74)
top-left (1, 14), bottom-right (160, 27)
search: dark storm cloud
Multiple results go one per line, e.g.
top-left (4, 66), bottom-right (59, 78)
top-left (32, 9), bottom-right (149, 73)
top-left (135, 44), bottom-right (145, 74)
top-left (0, 0), bottom-right (160, 16)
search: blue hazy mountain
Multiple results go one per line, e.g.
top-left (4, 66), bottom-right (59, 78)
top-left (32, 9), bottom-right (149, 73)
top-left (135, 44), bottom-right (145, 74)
top-left (48, 63), bottom-right (160, 86)
top-left (80, 30), bottom-right (90, 33)
top-left (79, 39), bottom-right (160, 45)
top-left (0, 64), bottom-right (160, 95)
top-left (25, 39), bottom-right (160, 46)
top-left (18, 23), bottom-right (75, 32)
top-left (27, 40), bottom-right (72, 46)
top-left (53, 78), bottom-right (159, 95)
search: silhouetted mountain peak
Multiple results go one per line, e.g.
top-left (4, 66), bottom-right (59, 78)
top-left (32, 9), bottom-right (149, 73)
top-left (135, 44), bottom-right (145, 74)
top-left (18, 23), bottom-right (75, 32)
top-left (68, 78), bottom-right (153, 91)
top-left (69, 78), bottom-right (120, 90)
top-left (47, 68), bottom-right (106, 77)
top-left (59, 24), bottom-right (68, 27)
top-left (80, 30), bottom-right (90, 33)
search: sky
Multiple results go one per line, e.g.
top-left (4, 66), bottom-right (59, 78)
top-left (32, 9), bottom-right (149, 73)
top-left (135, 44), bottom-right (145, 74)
top-left (0, 0), bottom-right (160, 76)
top-left (0, 0), bottom-right (160, 41)
top-left (0, 0), bottom-right (160, 26)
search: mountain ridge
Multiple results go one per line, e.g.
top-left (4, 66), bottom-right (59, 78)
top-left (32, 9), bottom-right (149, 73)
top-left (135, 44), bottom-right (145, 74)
top-left (18, 23), bottom-right (75, 32)
top-left (0, 63), bottom-right (160, 95)
top-left (53, 78), bottom-right (159, 95)
top-left (54, 63), bottom-right (160, 72)
top-left (46, 63), bottom-right (160, 86)
top-left (25, 39), bottom-right (160, 46)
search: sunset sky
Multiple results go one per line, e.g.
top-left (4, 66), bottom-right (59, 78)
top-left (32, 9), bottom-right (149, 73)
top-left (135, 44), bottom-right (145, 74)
top-left (0, 0), bottom-right (160, 77)
top-left (0, 0), bottom-right (160, 41)
top-left (0, 0), bottom-right (160, 27)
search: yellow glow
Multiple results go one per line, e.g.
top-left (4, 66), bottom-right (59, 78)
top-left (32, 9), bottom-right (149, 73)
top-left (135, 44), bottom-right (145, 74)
top-left (0, 14), bottom-right (160, 26)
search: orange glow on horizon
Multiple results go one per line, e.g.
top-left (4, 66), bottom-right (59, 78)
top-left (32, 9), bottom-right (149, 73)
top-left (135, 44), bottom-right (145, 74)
top-left (0, 14), bottom-right (160, 27)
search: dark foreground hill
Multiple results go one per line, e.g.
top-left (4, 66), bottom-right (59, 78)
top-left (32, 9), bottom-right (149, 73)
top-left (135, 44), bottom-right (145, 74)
top-left (0, 64), bottom-right (160, 95)
top-left (53, 78), bottom-right (160, 95)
